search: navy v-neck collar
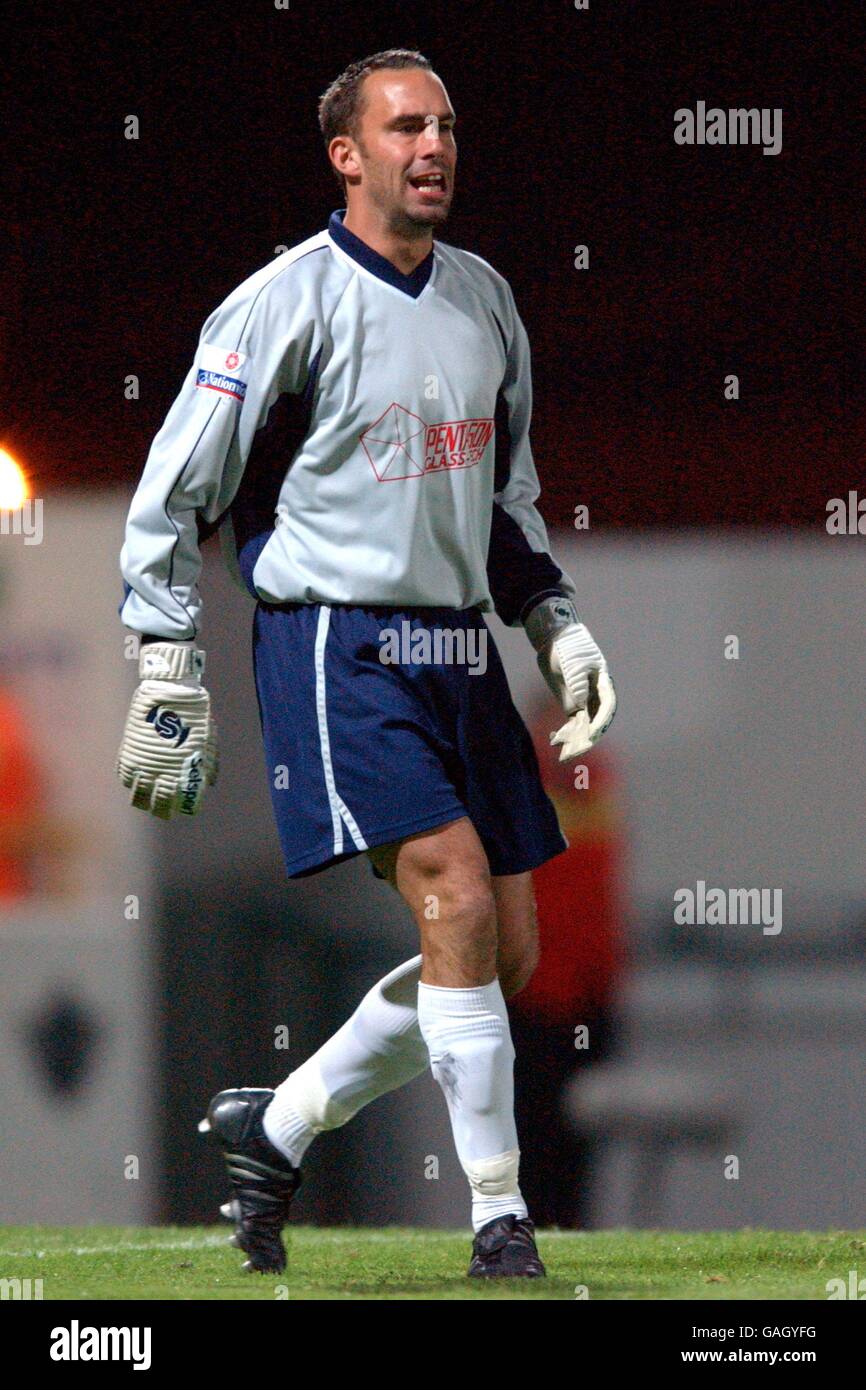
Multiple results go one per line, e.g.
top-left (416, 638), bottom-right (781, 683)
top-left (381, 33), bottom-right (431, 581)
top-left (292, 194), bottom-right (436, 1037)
top-left (328, 208), bottom-right (434, 299)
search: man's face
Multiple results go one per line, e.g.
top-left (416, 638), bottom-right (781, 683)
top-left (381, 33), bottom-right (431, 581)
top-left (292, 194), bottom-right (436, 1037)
top-left (341, 68), bottom-right (457, 234)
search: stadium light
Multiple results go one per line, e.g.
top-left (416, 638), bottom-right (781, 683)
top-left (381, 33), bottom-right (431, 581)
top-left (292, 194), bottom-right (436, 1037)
top-left (0, 448), bottom-right (29, 508)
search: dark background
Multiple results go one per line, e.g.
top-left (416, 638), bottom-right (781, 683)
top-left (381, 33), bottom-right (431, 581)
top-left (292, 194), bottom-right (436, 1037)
top-left (4, 0), bottom-right (856, 526)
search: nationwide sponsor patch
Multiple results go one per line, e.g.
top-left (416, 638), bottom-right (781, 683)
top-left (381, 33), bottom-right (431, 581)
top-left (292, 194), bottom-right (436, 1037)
top-left (195, 343), bottom-right (249, 402)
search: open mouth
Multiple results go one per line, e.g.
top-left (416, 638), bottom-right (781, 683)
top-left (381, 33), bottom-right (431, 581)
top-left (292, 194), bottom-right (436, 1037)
top-left (408, 173), bottom-right (447, 192)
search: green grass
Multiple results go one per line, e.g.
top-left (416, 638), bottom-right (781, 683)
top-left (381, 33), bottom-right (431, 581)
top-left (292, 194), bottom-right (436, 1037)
top-left (1, 1226), bottom-right (863, 1300)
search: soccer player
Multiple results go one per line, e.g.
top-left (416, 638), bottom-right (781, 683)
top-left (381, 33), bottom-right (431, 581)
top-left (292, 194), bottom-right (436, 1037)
top-left (117, 49), bottom-right (616, 1279)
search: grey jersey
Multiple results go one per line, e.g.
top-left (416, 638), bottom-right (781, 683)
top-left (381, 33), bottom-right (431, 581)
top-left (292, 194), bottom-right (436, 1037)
top-left (119, 210), bottom-right (577, 640)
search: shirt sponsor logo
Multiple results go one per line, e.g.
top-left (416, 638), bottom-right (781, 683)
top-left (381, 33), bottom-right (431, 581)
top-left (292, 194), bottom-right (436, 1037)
top-left (361, 403), bottom-right (494, 481)
top-left (195, 343), bottom-right (249, 402)
top-left (196, 369), bottom-right (247, 402)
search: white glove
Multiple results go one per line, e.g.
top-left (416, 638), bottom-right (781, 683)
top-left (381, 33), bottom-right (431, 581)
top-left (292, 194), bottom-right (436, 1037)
top-left (116, 640), bottom-right (219, 819)
top-left (523, 596), bottom-right (617, 761)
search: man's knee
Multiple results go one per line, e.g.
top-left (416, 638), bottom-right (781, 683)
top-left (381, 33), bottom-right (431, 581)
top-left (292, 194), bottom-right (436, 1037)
top-left (368, 852), bottom-right (492, 921)
top-left (373, 828), bottom-right (493, 916)
top-left (416, 864), bottom-right (497, 984)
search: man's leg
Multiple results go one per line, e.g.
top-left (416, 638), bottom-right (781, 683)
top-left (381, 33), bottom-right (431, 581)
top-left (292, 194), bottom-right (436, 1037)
top-left (263, 827), bottom-right (539, 1174)
top-left (385, 818), bottom-right (539, 1235)
top-left (491, 870), bottom-right (540, 1001)
top-left (263, 952), bottom-right (429, 1165)
top-left (204, 817), bottom-right (542, 1274)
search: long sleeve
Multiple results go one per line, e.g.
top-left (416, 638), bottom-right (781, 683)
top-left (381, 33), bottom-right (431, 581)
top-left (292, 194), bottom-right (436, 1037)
top-left (486, 283), bottom-right (578, 626)
top-left (119, 262), bottom-right (314, 640)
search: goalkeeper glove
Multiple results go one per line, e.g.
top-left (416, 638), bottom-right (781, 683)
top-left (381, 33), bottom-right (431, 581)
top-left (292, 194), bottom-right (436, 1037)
top-left (523, 596), bottom-right (617, 761)
top-left (116, 640), bottom-right (218, 819)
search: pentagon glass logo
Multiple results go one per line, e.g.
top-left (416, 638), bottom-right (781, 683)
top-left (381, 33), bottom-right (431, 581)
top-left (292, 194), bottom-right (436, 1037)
top-left (361, 403), bottom-right (494, 481)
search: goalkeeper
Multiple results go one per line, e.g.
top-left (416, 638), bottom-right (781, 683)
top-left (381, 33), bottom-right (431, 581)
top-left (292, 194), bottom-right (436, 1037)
top-left (117, 49), bottom-right (616, 1280)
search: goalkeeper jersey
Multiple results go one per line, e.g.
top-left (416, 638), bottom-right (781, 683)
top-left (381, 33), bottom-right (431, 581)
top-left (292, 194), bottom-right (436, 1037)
top-left (119, 209), bottom-right (577, 640)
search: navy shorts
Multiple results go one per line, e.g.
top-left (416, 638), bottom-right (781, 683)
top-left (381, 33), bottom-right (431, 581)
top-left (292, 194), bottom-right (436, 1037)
top-left (251, 599), bottom-right (569, 880)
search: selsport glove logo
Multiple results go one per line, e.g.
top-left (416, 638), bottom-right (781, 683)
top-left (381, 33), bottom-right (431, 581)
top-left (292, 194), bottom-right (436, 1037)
top-left (178, 751), bottom-right (204, 814)
top-left (195, 343), bottom-right (249, 403)
top-left (361, 403), bottom-right (494, 481)
top-left (146, 706), bottom-right (191, 748)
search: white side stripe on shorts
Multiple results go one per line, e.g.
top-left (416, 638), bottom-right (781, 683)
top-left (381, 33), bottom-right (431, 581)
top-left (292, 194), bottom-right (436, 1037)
top-left (314, 605), bottom-right (368, 856)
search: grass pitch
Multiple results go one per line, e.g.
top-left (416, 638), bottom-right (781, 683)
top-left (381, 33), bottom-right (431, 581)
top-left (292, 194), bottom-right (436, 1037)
top-left (1, 1226), bottom-right (861, 1300)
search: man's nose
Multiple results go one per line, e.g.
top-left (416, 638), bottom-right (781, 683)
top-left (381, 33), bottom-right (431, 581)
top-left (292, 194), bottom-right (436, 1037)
top-left (419, 116), bottom-right (444, 150)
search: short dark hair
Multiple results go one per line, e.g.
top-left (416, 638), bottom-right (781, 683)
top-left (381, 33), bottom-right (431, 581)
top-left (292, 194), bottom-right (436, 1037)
top-left (318, 49), bottom-right (434, 193)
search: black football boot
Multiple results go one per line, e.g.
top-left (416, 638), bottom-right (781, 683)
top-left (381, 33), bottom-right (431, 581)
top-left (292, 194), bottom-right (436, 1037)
top-left (199, 1087), bottom-right (301, 1274)
top-left (467, 1213), bottom-right (547, 1278)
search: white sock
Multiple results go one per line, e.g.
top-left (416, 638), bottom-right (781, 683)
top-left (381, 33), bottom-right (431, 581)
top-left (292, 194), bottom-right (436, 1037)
top-left (416, 978), bottom-right (528, 1232)
top-left (263, 955), bottom-right (428, 1166)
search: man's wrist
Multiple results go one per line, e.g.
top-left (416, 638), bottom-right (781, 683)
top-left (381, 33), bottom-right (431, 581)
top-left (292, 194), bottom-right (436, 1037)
top-left (522, 595), bottom-right (581, 652)
top-left (138, 641), bottom-right (205, 682)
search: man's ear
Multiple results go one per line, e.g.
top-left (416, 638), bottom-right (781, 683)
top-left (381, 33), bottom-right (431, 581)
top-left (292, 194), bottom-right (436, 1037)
top-left (329, 135), bottom-right (361, 185)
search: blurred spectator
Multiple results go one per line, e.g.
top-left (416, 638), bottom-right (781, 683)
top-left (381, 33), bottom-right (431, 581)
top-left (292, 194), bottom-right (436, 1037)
top-left (0, 686), bottom-right (43, 901)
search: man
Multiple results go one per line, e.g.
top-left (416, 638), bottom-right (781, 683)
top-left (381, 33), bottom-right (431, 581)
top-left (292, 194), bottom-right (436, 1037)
top-left (117, 49), bottom-right (616, 1280)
